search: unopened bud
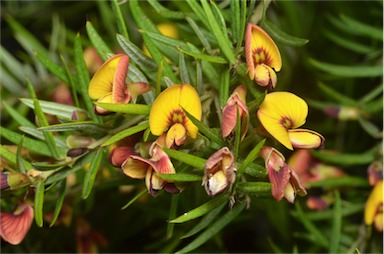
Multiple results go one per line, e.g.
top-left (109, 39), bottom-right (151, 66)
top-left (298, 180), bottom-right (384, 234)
top-left (66, 135), bottom-right (95, 148)
top-left (324, 106), bottom-right (360, 121)
top-left (1, 172), bottom-right (31, 190)
top-left (67, 148), bottom-right (88, 158)
top-left (71, 110), bottom-right (89, 121)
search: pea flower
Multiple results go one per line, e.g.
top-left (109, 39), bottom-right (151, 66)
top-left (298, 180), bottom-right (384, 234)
top-left (0, 202), bottom-right (34, 245)
top-left (257, 92), bottom-right (325, 150)
top-left (121, 134), bottom-right (179, 196)
top-left (221, 85), bottom-right (249, 140)
top-left (260, 146), bottom-right (307, 203)
top-left (203, 147), bottom-right (236, 196)
top-left (88, 54), bottom-right (150, 115)
top-left (364, 181), bottom-right (383, 232)
top-left (149, 84), bottom-right (202, 148)
top-left (245, 24), bottom-right (282, 90)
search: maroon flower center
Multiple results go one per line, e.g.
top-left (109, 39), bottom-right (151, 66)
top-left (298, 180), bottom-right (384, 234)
top-left (168, 109), bottom-right (186, 126)
top-left (280, 117), bottom-right (293, 129)
top-left (253, 48), bottom-right (272, 66)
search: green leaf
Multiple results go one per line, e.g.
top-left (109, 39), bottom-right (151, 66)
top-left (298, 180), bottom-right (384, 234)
top-left (16, 136), bottom-right (27, 174)
top-left (200, 0), bottom-right (236, 64)
top-left (147, 0), bottom-right (185, 19)
top-left (230, 0), bottom-right (241, 44)
top-left (179, 52), bottom-right (190, 85)
top-left (323, 29), bottom-right (375, 54)
top-left (3, 101), bottom-right (35, 128)
top-left (121, 189), bottom-right (148, 210)
top-left (19, 126), bottom-right (67, 148)
top-left (338, 14), bottom-right (382, 41)
top-left (307, 176), bottom-right (369, 188)
top-left (185, 17), bottom-right (212, 52)
top-left (34, 181), bottom-right (45, 227)
top-left (242, 162), bottom-right (267, 178)
top-left (49, 180), bottom-right (67, 227)
top-left (176, 202), bottom-right (246, 254)
top-left (357, 116), bottom-right (382, 139)
top-left (178, 46), bottom-right (228, 64)
top-left (236, 182), bottom-right (272, 197)
top-left (27, 80), bottom-right (59, 159)
top-left (102, 122), bottom-right (149, 146)
top-left (60, 55), bottom-right (80, 107)
top-left (74, 33), bottom-right (100, 123)
top-left (20, 98), bottom-right (87, 120)
top-left (182, 107), bottom-right (226, 147)
top-left (81, 149), bottom-right (103, 199)
top-left (129, 0), bottom-right (158, 33)
top-left (309, 58), bottom-right (383, 78)
top-left (167, 195), bottom-right (179, 240)
top-left (181, 202), bottom-right (226, 239)
top-left (261, 20), bottom-right (309, 47)
top-left (0, 145), bottom-right (33, 170)
top-left (116, 34), bottom-right (157, 71)
top-left (162, 148), bottom-right (207, 170)
top-left (238, 139), bottom-right (266, 173)
top-left (318, 83), bottom-right (357, 106)
top-left (86, 21), bottom-right (113, 61)
top-left (294, 202), bottom-right (328, 248)
top-left (359, 85), bottom-right (383, 104)
top-left (111, 0), bottom-right (129, 39)
top-left (35, 51), bottom-right (69, 84)
top-left (329, 190), bottom-right (342, 253)
top-left (170, 194), bottom-right (228, 223)
top-left (219, 69), bottom-right (230, 108)
top-left (311, 149), bottom-right (374, 166)
top-left (38, 121), bottom-right (106, 133)
top-left (94, 102), bottom-right (150, 115)
top-left (0, 126), bottom-right (65, 157)
top-left (157, 173), bottom-right (202, 182)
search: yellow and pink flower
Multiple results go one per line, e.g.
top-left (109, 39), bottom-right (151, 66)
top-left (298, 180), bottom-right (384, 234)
top-left (257, 92), bottom-right (325, 150)
top-left (245, 24), bottom-right (282, 90)
top-left (149, 84), bottom-right (202, 148)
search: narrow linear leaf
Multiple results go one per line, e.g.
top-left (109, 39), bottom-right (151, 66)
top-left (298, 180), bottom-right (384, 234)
top-left (230, 0), bottom-right (240, 43)
top-left (185, 17), bottom-right (212, 52)
top-left (329, 190), bottom-right (342, 253)
top-left (359, 85), bottom-right (383, 104)
top-left (34, 181), bottom-right (45, 227)
top-left (111, 0), bottom-right (129, 39)
top-left (86, 21), bottom-right (113, 61)
top-left (291, 203), bottom-right (364, 221)
top-left (94, 102), bottom-right (150, 115)
top-left (176, 202), bottom-right (246, 254)
top-left (20, 98), bottom-right (87, 120)
top-left (357, 116), bottom-right (382, 139)
top-left (162, 148), bottom-right (207, 170)
top-left (19, 126), bottom-right (67, 147)
top-left (236, 182), bottom-right (272, 197)
top-left (310, 149), bottom-right (374, 166)
top-left (339, 14), bottom-right (382, 41)
top-left (200, 0), bottom-right (236, 64)
top-left (167, 195), bottom-right (179, 239)
top-left (3, 101), bottom-right (35, 128)
top-left (236, 0), bottom-right (247, 52)
top-left (74, 33), bottom-right (100, 123)
top-left (60, 55), bottom-right (80, 107)
top-left (179, 52), bottom-right (190, 84)
top-left (318, 83), bottom-right (357, 106)
top-left (323, 29), bottom-right (375, 54)
top-left (38, 121), bottom-right (106, 133)
top-left (238, 139), bottom-right (266, 173)
top-left (182, 107), bottom-right (226, 147)
top-left (81, 149), bottom-right (103, 199)
top-left (35, 51), bottom-right (68, 84)
top-left (102, 122), bottom-right (149, 146)
top-left (294, 202), bottom-right (329, 248)
top-left (129, 0), bottom-right (158, 33)
top-left (121, 189), bottom-right (148, 210)
top-left (147, 0), bottom-right (185, 19)
top-left (186, 0), bottom-right (209, 30)
top-left (16, 136), bottom-right (27, 173)
top-left (242, 162), bottom-right (267, 178)
top-left (49, 180), bottom-right (67, 227)
top-left (179, 47), bottom-right (228, 64)
top-left (170, 194), bottom-right (228, 223)
top-left (309, 58), bottom-right (383, 78)
top-left (307, 176), bottom-right (369, 188)
top-left (261, 20), bottom-right (309, 47)
top-left (116, 34), bottom-right (157, 71)
top-left (0, 145), bottom-right (33, 170)
top-left (157, 173), bottom-right (203, 182)
top-left (181, 202), bottom-right (226, 239)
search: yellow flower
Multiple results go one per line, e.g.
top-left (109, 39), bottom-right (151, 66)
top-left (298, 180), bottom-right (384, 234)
top-left (257, 92), bottom-right (325, 150)
top-left (245, 24), bottom-right (282, 90)
top-left (88, 54), bottom-right (150, 115)
top-left (149, 84), bottom-right (202, 148)
top-left (364, 181), bottom-right (383, 232)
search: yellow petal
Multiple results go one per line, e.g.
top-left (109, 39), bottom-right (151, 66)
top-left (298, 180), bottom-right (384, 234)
top-left (88, 54), bottom-right (128, 100)
top-left (288, 129), bottom-right (325, 149)
top-left (258, 92), bottom-right (309, 150)
top-left (166, 123), bottom-right (187, 148)
top-left (149, 84), bottom-right (201, 138)
top-left (95, 93), bottom-right (113, 115)
top-left (254, 64), bottom-right (277, 89)
top-left (121, 156), bottom-right (148, 179)
top-left (365, 181), bottom-right (383, 226)
top-left (245, 24), bottom-right (282, 79)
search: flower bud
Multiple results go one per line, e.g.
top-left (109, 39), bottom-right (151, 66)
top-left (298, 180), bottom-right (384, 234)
top-left (203, 147), bottom-right (236, 196)
top-left (1, 172), bottom-right (31, 190)
top-left (66, 135), bottom-right (96, 148)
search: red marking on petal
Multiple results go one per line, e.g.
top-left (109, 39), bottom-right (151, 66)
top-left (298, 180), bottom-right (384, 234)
top-left (112, 55), bottom-right (130, 104)
top-left (0, 203), bottom-right (33, 245)
top-left (268, 164), bottom-right (290, 201)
